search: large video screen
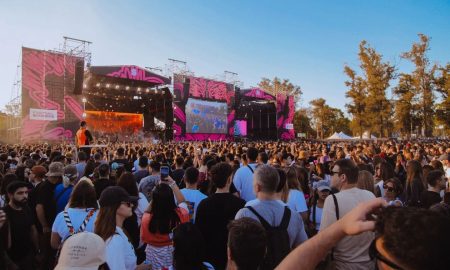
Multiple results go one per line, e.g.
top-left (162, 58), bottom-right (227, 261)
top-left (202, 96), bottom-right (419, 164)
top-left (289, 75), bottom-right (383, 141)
top-left (186, 98), bottom-right (228, 134)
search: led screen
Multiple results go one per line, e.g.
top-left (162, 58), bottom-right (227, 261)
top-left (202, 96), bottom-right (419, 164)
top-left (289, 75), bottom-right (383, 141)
top-left (186, 98), bottom-right (227, 134)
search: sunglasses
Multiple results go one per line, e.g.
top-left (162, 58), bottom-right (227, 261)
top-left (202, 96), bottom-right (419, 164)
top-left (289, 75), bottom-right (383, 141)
top-left (369, 238), bottom-right (404, 270)
top-left (121, 201), bottom-right (133, 207)
top-left (383, 185), bottom-right (395, 192)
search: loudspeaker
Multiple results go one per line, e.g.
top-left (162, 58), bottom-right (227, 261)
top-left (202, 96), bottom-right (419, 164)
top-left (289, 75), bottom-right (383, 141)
top-left (74, 60), bottom-right (84, 95)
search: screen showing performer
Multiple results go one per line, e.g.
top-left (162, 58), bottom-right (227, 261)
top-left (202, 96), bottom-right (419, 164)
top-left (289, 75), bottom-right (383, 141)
top-left (186, 98), bottom-right (228, 134)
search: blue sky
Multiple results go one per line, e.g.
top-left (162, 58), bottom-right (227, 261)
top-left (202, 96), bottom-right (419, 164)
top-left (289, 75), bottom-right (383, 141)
top-left (1, 0), bottom-right (449, 112)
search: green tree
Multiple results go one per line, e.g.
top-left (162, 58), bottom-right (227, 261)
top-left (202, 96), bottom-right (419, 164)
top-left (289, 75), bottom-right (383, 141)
top-left (309, 98), bottom-right (328, 139)
top-left (309, 99), bottom-right (351, 139)
top-left (392, 74), bottom-right (420, 137)
top-left (344, 65), bottom-right (367, 138)
top-left (293, 108), bottom-right (316, 138)
top-left (258, 77), bottom-right (302, 104)
top-left (401, 34), bottom-right (437, 137)
top-left (358, 40), bottom-right (395, 137)
top-left (434, 63), bottom-right (450, 134)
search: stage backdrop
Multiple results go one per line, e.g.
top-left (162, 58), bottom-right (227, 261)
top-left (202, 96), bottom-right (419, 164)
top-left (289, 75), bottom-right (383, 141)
top-left (173, 74), bottom-right (235, 140)
top-left (21, 47), bottom-right (84, 143)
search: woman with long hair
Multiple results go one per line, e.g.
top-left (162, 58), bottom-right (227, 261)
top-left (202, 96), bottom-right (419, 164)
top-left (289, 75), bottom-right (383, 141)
top-left (95, 186), bottom-right (148, 270)
top-left (307, 180), bottom-right (331, 237)
top-left (374, 161), bottom-right (395, 198)
top-left (172, 223), bottom-right (214, 270)
top-left (51, 180), bottom-right (98, 249)
top-left (383, 178), bottom-right (404, 207)
top-left (284, 166), bottom-right (308, 222)
top-left (141, 178), bottom-right (188, 269)
top-left (357, 170), bottom-right (375, 194)
top-left (405, 160), bottom-right (425, 207)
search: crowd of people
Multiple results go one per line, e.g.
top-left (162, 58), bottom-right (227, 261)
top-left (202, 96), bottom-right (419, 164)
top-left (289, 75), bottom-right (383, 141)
top-left (0, 133), bottom-right (449, 269)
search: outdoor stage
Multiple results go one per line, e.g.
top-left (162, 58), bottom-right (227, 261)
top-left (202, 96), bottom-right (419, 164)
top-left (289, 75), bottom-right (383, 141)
top-left (20, 46), bottom-right (294, 143)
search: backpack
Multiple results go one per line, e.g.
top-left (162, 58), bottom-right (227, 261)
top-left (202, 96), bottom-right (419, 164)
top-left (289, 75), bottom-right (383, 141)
top-left (246, 206), bottom-right (291, 270)
top-left (55, 209), bottom-right (96, 263)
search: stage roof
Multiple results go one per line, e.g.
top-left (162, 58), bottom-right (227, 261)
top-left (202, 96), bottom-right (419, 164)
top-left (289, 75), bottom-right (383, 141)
top-left (240, 88), bottom-right (275, 100)
top-left (89, 65), bottom-right (171, 85)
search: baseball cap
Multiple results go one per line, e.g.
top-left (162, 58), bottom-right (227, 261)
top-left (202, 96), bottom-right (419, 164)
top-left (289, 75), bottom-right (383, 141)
top-left (316, 180), bottom-right (331, 191)
top-left (46, 162), bottom-right (64, 177)
top-left (98, 186), bottom-right (138, 207)
top-left (54, 232), bottom-right (105, 270)
top-left (31, 165), bottom-right (47, 178)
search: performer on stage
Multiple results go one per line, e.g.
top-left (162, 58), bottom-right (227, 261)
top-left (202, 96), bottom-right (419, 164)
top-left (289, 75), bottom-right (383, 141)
top-left (76, 121), bottom-right (94, 157)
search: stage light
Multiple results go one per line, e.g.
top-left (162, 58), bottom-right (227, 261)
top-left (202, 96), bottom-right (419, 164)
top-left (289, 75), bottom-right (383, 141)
top-left (106, 84), bottom-right (110, 88)
top-left (82, 97), bottom-right (87, 103)
top-left (115, 85), bottom-right (120, 89)
top-left (82, 112), bottom-right (87, 118)
top-left (126, 86), bottom-right (130, 90)
top-left (96, 83), bottom-right (100, 87)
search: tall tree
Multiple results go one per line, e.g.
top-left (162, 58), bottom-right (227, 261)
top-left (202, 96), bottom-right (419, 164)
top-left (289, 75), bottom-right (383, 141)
top-left (401, 34), bottom-right (437, 137)
top-left (309, 99), bottom-right (351, 139)
top-left (344, 66), bottom-right (367, 138)
top-left (358, 40), bottom-right (395, 137)
top-left (434, 63), bottom-right (450, 133)
top-left (392, 74), bottom-right (419, 136)
top-left (293, 108), bottom-right (316, 138)
top-left (309, 98), bottom-right (328, 139)
top-left (258, 77), bottom-right (302, 104)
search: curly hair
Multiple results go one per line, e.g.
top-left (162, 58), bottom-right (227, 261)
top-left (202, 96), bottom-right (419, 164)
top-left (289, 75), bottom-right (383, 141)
top-left (375, 207), bottom-right (450, 270)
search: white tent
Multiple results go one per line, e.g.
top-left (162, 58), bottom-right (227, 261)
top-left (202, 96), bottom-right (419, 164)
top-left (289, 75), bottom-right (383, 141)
top-left (352, 131), bottom-right (377, 140)
top-left (326, 132), bottom-right (353, 140)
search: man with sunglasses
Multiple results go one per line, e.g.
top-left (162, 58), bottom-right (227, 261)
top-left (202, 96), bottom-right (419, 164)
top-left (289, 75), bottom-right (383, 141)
top-left (320, 159), bottom-right (376, 270)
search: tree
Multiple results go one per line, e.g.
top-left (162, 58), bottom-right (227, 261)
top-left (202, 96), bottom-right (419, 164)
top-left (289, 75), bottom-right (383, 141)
top-left (344, 65), bottom-right (368, 138)
top-left (309, 98), bottom-right (328, 139)
top-left (392, 74), bottom-right (420, 137)
top-left (258, 77), bottom-right (302, 104)
top-left (309, 99), bottom-right (351, 139)
top-left (433, 63), bottom-right (450, 135)
top-left (401, 34), bottom-right (437, 137)
top-left (293, 108), bottom-right (316, 138)
top-left (358, 40), bottom-right (395, 137)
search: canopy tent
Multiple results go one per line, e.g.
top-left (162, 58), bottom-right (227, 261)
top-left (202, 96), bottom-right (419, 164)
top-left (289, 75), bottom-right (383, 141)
top-left (338, 132), bottom-right (353, 139)
top-left (353, 131), bottom-right (377, 140)
top-left (326, 132), bottom-right (353, 140)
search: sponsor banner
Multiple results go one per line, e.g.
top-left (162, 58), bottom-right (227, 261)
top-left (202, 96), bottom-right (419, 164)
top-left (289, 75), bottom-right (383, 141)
top-left (285, 123), bottom-right (294, 130)
top-left (30, 108), bottom-right (58, 121)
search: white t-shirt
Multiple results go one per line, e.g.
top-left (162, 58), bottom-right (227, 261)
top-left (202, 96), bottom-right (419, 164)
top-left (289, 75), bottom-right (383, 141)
top-left (180, 188), bottom-right (207, 222)
top-left (105, 227), bottom-right (136, 270)
top-left (287, 189), bottom-right (308, 213)
top-left (135, 192), bottom-right (149, 226)
top-left (52, 208), bottom-right (98, 241)
top-left (233, 163), bottom-right (258, 202)
top-left (309, 205), bottom-right (323, 231)
top-left (320, 187), bottom-right (376, 265)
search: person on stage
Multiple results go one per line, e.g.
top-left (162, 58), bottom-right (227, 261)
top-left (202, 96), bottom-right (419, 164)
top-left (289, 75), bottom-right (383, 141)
top-left (76, 121), bottom-right (94, 158)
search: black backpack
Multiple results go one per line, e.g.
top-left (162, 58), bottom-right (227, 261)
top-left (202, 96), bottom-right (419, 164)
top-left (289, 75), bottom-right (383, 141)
top-left (246, 206), bottom-right (291, 270)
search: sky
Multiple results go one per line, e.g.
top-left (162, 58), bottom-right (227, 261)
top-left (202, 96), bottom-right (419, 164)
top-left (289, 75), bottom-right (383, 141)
top-left (0, 0), bottom-right (449, 112)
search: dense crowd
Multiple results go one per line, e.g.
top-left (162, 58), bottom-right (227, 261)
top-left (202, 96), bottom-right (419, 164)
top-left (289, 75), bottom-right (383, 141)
top-left (0, 136), bottom-right (449, 269)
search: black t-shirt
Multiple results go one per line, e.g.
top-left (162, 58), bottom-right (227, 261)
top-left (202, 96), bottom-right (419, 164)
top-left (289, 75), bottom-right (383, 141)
top-left (36, 180), bottom-right (60, 226)
top-left (94, 178), bottom-right (115, 199)
top-left (171, 169), bottom-right (185, 188)
top-left (3, 205), bottom-right (35, 261)
top-left (420, 190), bottom-right (442, 209)
top-left (27, 182), bottom-right (42, 232)
top-left (195, 193), bottom-right (245, 270)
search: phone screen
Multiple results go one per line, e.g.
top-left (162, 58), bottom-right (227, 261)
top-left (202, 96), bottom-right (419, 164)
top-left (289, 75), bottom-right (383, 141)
top-left (160, 166), bottom-right (169, 180)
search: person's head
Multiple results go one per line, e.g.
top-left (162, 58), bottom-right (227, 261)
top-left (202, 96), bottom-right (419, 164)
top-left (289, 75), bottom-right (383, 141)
top-left (227, 218), bottom-right (267, 270)
top-left (184, 167), bottom-right (199, 186)
top-left (98, 164), bottom-right (110, 178)
top-left (116, 147), bottom-right (125, 157)
top-left (210, 162), bottom-right (233, 189)
top-left (285, 166), bottom-right (301, 191)
top-left (173, 223), bottom-right (207, 270)
top-left (30, 165), bottom-right (47, 182)
top-left (150, 161), bottom-right (161, 174)
top-left (247, 147), bottom-right (258, 162)
top-left (383, 178), bottom-right (403, 199)
top-left (175, 156), bottom-right (184, 168)
top-left (406, 160), bottom-right (423, 184)
top-left (426, 170), bottom-right (446, 190)
top-left (78, 151), bottom-right (87, 162)
top-left (0, 173), bottom-right (18, 197)
top-left (357, 170), bottom-right (375, 194)
top-left (275, 168), bottom-right (287, 193)
top-left (138, 156), bottom-right (149, 169)
top-left (46, 162), bottom-right (64, 182)
top-left (331, 159), bottom-right (359, 190)
top-left (95, 186), bottom-right (138, 240)
top-left (80, 121), bottom-right (87, 128)
top-left (375, 161), bottom-right (395, 181)
top-left (313, 179), bottom-right (329, 200)
top-left (6, 181), bottom-right (29, 207)
top-left (117, 172), bottom-right (139, 197)
top-left (373, 207), bottom-right (450, 270)
top-left (68, 180), bottom-right (98, 209)
top-left (253, 164), bottom-right (279, 195)
top-left (63, 164), bottom-right (78, 188)
top-left (147, 184), bottom-right (180, 234)
top-left (54, 232), bottom-right (106, 270)
top-left (257, 152), bottom-right (269, 165)
top-left (281, 152), bottom-right (292, 166)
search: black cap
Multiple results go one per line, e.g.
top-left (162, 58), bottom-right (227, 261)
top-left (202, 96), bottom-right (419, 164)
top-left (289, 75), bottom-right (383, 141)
top-left (98, 186), bottom-right (139, 207)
